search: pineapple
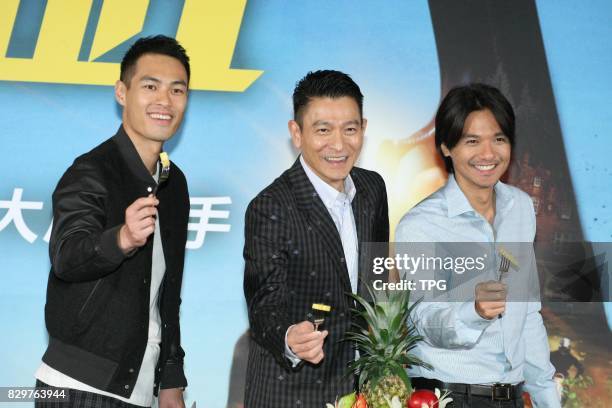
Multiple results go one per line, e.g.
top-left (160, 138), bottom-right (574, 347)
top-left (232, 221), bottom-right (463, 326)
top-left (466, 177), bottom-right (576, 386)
top-left (346, 287), bottom-right (431, 408)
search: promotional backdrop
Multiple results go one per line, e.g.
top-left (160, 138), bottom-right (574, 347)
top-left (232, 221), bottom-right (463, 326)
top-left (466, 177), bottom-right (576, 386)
top-left (1, 1), bottom-right (610, 407)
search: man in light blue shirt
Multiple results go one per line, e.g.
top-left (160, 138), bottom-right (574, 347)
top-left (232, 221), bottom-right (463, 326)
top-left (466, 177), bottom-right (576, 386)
top-left (396, 84), bottom-right (560, 407)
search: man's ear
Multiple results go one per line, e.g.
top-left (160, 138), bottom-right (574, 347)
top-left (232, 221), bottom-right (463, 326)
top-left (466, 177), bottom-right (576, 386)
top-left (115, 80), bottom-right (127, 107)
top-left (288, 120), bottom-right (302, 150)
top-left (440, 143), bottom-right (451, 157)
top-left (361, 117), bottom-right (368, 132)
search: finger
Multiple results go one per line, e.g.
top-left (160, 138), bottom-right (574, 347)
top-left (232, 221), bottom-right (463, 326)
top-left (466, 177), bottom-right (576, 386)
top-left (486, 301), bottom-right (506, 309)
top-left (478, 290), bottom-right (507, 301)
top-left (131, 206), bottom-right (158, 221)
top-left (291, 337), bottom-right (325, 353)
top-left (309, 350), bottom-right (325, 364)
top-left (293, 320), bottom-right (316, 333)
top-left (482, 306), bottom-right (506, 315)
top-left (129, 196), bottom-right (159, 211)
top-left (130, 217), bottom-right (156, 232)
top-left (478, 301), bottom-right (506, 311)
top-left (479, 281), bottom-right (506, 292)
top-left (300, 344), bottom-right (325, 361)
top-left (291, 330), bottom-right (325, 345)
top-left (483, 308), bottom-right (506, 318)
top-left (131, 224), bottom-right (155, 241)
top-left (482, 302), bottom-right (506, 312)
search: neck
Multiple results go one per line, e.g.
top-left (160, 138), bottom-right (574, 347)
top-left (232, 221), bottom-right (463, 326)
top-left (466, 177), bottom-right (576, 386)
top-left (455, 176), bottom-right (496, 224)
top-left (123, 126), bottom-right (162, 175)
top-left (331, 180), bottom-right (345, 193)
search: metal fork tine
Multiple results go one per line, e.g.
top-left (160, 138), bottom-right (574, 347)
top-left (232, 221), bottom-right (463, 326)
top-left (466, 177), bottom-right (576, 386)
top-left (498, 254), bottom-right (510, 281)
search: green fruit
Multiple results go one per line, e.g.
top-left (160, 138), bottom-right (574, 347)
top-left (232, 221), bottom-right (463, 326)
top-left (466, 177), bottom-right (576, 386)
top-left (337, 392), bottom-right (356, 408)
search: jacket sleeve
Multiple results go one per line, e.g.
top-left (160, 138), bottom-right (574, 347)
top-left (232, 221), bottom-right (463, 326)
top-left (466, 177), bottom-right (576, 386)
top-left (243, 192), bottom-right (294, 370)
top-left (49, 160), bottom-right (128, 282)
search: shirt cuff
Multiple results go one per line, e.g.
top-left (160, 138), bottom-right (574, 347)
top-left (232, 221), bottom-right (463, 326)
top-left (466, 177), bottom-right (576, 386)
top-left (284, 325), bottom-right (302, 367)
top-left (458, 300), bottom-right (493, 327)
top-left (528, 385), bottom-right (562, 408)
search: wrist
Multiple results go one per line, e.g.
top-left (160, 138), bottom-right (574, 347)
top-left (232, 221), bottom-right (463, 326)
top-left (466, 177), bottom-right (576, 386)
top-left (117, 225), bottom-right (136, 254)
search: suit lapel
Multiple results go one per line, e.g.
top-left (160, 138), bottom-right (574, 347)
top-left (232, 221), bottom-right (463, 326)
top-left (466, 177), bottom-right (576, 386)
top-left (351, 169), bottom-right (375, 296)
top-left (288, 158), bottom-right (352, 293)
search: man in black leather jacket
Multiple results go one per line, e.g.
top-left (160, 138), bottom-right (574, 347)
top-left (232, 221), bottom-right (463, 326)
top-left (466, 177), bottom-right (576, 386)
top-left (35, 35), bottom-right (191, 408)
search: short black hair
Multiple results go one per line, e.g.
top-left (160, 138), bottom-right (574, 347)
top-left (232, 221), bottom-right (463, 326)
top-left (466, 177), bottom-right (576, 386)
top-left (292, 70), bottom-right (363, 126)
top-left (435, 83), bottom-right (515, 173)
top-left (120, 35), bottom-right (190, 86)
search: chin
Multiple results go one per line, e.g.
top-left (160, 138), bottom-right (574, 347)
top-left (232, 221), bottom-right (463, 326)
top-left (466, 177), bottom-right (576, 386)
top-left (150, 133), bottom-right (174, 142)
top-left (475, 179), bottom-right (500, 189)
top-left (327, 170), bottom-right (350, 181)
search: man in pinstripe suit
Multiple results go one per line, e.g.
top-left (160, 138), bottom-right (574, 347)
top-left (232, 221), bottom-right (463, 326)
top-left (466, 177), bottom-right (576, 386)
top-left (243, 70), bottom-right (389, 407)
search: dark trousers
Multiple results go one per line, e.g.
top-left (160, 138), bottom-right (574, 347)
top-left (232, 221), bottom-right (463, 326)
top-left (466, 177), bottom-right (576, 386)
top-left (35, 380), bottom-right (148, 408)
top-left (448, 393), bottom-right (524, 408)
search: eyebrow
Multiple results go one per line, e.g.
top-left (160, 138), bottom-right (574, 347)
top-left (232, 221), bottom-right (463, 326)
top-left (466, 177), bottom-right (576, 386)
top-left (462, 131), bottom-right (506, 138)
top-left (140, 76), bottom-right (188, 87)
top-left (312, 119), bottom-right (361, 127)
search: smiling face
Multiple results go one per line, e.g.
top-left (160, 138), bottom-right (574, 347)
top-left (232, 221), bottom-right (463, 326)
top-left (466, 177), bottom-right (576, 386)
top-left (289, 96), bottom-right (366, 191)
top-left (115, 53), bottom-right (188, 148)
top-left (441, 108), bottom-right (511, 194)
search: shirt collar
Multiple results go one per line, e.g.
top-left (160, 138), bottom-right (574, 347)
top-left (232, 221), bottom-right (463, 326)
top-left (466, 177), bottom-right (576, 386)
top-left (444, 174), bottom-right (514, 218)
top-left (300, 155), bottom-right (356, 208)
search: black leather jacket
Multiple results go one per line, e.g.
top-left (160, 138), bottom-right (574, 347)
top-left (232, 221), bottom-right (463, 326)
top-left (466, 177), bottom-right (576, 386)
top-left (42, 126), bottom-right (189, 397)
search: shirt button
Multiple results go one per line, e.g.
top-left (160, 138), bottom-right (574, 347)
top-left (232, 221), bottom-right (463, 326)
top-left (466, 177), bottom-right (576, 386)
top-left (124, 384), bottom-right (130, 390)
top-left (129, 368), bottom-right (134, 373)
top-left (147, 186), bottom-right (153, 193)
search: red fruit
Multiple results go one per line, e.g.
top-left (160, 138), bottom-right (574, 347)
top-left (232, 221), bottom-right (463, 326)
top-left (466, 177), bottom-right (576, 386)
top-left (353, 394), bottom-right (368, 408)
top-left (407, 389), bottom-right (438, 408)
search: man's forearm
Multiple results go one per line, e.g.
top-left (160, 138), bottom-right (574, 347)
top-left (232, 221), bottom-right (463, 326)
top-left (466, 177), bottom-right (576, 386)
top-left (51, 224), bottom-right (127, 282)
top-left (413, 301), bottom-right (492, 348)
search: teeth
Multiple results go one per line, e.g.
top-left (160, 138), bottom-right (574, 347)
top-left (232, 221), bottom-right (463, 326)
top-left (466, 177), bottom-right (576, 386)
top-left (475, 164), bottom-right (495, 171)
top-left (150, 113), bottom-right (171, 120)
top-left (325, 156), bottom-right (347, 162)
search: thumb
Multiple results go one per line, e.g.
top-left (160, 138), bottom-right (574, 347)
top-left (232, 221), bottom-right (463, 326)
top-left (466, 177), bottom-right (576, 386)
top-left (295, 320), bottom-right (315, 333)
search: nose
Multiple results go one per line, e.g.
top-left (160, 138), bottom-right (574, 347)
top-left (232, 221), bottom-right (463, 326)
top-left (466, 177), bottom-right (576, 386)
top-left (479, 140), bottom-right (495, 160)
top-left (156, 87), bottom-right (171, 106)
top-left (329, 130), bottom-right (344, 151)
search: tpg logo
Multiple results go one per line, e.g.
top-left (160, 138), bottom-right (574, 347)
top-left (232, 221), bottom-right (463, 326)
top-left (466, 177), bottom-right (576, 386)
top-left (0, 0), bottom-right (262, 91)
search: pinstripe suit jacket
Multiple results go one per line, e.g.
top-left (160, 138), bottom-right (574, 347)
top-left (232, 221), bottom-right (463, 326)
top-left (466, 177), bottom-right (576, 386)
top-left (243, 158), bottom-right (389, 407)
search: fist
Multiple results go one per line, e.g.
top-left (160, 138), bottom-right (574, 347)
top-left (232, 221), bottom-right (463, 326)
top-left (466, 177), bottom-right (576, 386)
top-left (475, 280), bottom-right (507, 319)
top-left (118, 195), bottom-right (159, 254)
top-left (287, 320), bottom-right (328, 364)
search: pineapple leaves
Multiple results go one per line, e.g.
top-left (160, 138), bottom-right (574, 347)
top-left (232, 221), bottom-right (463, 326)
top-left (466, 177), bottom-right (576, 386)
top-left (344, 286), bottom-right (430, 398)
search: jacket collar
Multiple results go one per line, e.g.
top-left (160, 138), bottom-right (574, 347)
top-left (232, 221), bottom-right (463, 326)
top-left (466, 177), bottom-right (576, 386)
top-left (286, 156), bottom-right (371, 294)
top-left (112, 125), bottom-right (157, 185)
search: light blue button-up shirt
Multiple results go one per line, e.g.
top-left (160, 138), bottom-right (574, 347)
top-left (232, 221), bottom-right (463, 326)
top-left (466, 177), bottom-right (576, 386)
top-left (395, 175), bottom-right (560, 408)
